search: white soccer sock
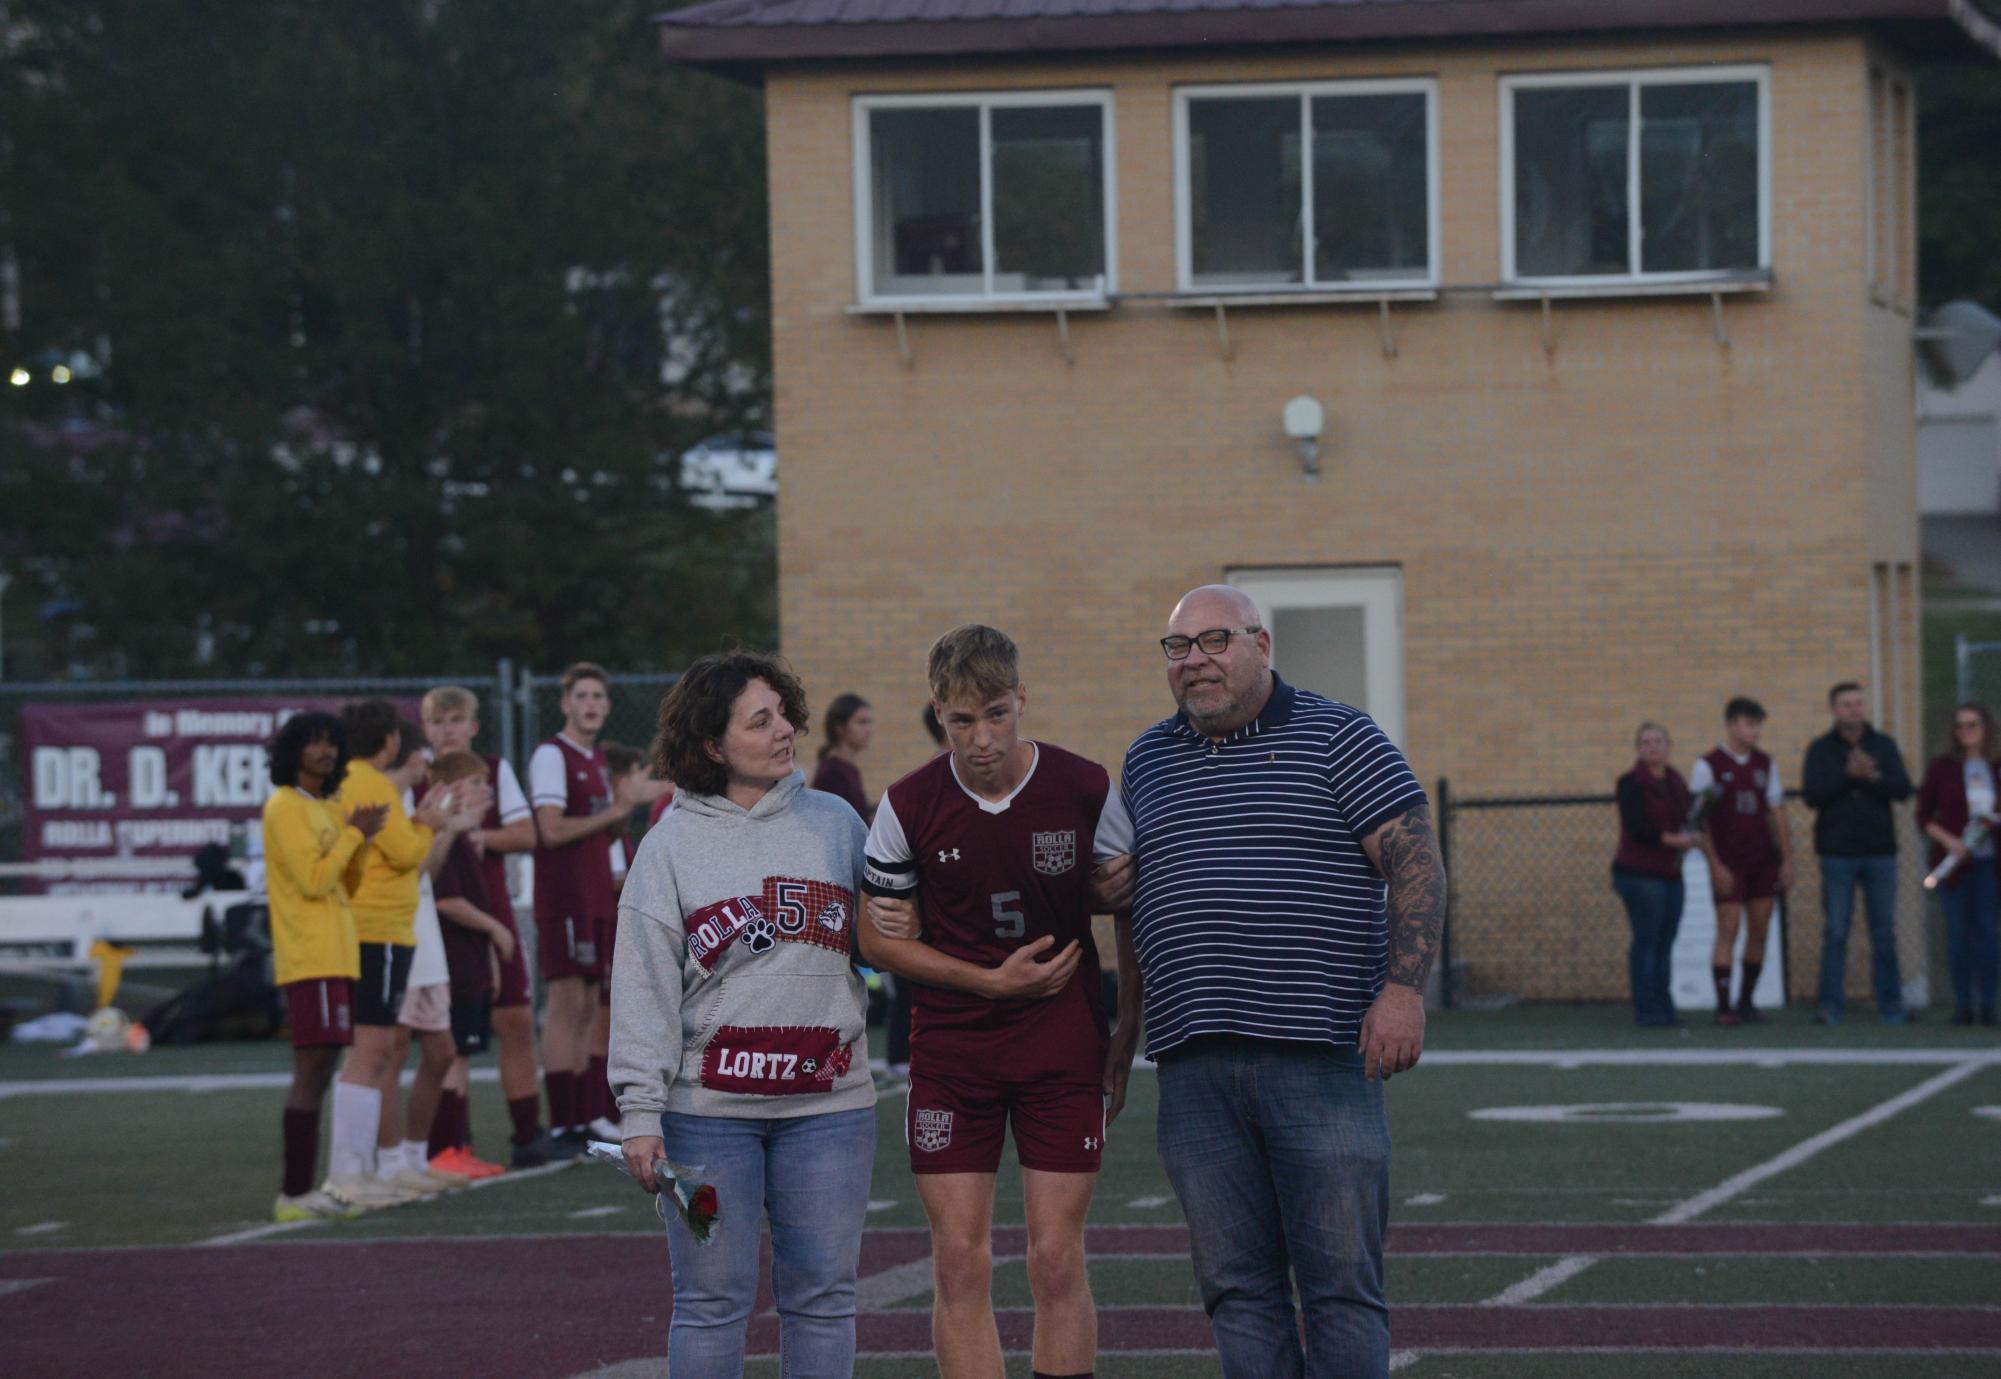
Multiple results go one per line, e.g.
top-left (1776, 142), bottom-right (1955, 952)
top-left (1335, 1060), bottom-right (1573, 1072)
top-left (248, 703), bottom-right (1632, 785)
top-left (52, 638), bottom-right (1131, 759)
top-left (402, 1139), bottom-right (429, 1170)
top-left (329, 1082), bottom-right (382, 1180)
top-left (374, 1141), bottom-right (405, 1179)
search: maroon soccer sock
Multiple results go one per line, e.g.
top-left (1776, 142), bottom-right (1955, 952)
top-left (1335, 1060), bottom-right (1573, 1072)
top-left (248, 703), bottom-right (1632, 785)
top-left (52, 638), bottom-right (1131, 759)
top-left (1738, 961), bottom-right (1763, 1009)
top-left (508, 1094), bottom-right (542, 1147)
top-left (1711, 964), bottom-right (1733, 1012)
top-left (546, 1071), bottom-right (577, 1134)
top-left (282, 1106), bottom-right (321, 1198)
top-left (587, 1055), bottom-right (610, 1125)
top-left (429, 1091), bottom-right (466, 1159)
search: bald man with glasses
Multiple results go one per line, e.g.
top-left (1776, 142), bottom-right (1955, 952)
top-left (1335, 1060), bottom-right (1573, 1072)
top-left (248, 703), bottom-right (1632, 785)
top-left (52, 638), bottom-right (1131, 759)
top-left (1097, 585), bottom-right (1445, 1379)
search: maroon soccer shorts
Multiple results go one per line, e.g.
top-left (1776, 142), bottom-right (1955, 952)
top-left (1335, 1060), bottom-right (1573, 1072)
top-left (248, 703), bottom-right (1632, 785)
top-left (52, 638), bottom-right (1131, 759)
top-left (493, 911), bottom-right (532, 1010)
top-left (906, 1069), bottom-right (1105, 1175)
top-left (538, 912), bottom-right (603, 983)
top-left (1715, 851), bottom-right (1782, 903)
top-left (284, 977), bottom-right (355, 1049)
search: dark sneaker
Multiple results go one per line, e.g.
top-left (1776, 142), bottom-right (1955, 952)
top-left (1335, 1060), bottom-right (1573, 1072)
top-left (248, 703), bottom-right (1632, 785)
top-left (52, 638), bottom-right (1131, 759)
top-left (1811, 1007), bottom-right (1841, 1026)
top-left (1735, 1004), bottom-right (1767, 1024)
top-left (544, 1130), bottom-right (587, 1161)
top-left (509, 1129), bottom-right (577, 1169)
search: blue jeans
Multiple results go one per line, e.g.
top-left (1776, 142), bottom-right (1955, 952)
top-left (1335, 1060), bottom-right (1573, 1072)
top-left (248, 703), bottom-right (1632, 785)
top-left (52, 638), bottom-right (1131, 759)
top-left (1155, 1041), bottom-right (1390, 1379)
top-left (1612, 871), bottom-right (1684, 1026)
top-left (1818, 855), bottom-right (1903, 1018)
top-left (1941, 856), bottom-right (2001, 1015)
top-left (656, 1106), bottom-right (876, 1378)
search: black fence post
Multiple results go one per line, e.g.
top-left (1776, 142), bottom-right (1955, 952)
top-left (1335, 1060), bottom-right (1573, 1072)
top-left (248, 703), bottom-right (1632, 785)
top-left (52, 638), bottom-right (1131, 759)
top-left (1436, 775), bottom-right (1454, 1010)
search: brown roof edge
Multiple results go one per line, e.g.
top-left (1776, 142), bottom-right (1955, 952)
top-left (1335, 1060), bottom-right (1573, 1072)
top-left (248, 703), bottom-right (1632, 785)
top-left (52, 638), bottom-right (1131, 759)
top-left (655, 0), bottom-right (2001, 66)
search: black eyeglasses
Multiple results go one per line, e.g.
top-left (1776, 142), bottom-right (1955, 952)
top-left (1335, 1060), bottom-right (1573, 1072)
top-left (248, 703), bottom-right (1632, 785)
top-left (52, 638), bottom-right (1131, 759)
top-left (1160, 626), bottom-right (1261, 661)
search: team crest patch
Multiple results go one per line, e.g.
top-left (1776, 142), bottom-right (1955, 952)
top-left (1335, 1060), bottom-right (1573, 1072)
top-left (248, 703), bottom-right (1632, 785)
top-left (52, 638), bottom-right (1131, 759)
top-left (1032, 830), bottom-right (1077, 876)
top-left (816, 900), bottom-right (849, 935)
top-left (913, 1107), bottom-right (953, 1152)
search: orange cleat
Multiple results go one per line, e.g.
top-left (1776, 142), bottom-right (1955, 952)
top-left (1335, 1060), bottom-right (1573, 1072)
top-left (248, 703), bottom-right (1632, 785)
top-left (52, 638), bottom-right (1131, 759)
top-left (431, 1147), bottom-right (505, 1181)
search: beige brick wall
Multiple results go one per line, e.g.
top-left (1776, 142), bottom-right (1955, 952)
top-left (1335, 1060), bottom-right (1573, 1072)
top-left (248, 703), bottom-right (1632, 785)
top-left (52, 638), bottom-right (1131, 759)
top-left (759, 33), bottom-right (1931, 1004)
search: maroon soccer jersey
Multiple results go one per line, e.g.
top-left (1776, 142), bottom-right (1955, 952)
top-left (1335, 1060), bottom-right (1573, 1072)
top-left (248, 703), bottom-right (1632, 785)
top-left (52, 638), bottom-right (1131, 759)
top-left (863, 743), bottom-right (1111, 1082)
top-left (434, 835), bottom-right (496, 1000)
top-left (531, 735), bottom-right (618, 933)
top-left (1700, 747), bottom-right (1781, 867)
top-left (475, 753), bottom-right (521, 932)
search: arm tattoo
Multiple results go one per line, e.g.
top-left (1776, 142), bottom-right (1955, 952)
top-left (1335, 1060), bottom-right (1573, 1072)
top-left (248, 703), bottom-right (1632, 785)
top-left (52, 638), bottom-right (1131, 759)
top-left (1375, 802), bottom-right (1447, 990)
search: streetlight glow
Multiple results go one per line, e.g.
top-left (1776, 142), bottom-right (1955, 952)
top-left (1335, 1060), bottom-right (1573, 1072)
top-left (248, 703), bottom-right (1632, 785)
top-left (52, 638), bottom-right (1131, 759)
top-left (50, 365), bottom-right (72, 384)
top-left (7, 368), bottom-right (27, 387)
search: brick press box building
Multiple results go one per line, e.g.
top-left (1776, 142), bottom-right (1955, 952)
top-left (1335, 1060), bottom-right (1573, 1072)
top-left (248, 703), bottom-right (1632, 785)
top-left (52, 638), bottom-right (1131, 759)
top-left (656, 0), bottom-right (2001, 1004)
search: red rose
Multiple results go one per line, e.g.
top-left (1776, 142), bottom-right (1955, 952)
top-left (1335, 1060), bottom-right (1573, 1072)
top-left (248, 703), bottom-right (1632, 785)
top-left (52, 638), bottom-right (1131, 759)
top-left (690, 1185), bottom-right (718, 1219)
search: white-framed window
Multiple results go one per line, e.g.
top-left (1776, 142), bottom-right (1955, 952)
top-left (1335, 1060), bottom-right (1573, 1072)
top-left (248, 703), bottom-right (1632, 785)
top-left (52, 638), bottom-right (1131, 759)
top-left (1501, 66), bottom-right (1770, 286)
top-left (1173, 79), bottom-right (1440, 293)
top-left (851, 91), bottom-right (1116, 305)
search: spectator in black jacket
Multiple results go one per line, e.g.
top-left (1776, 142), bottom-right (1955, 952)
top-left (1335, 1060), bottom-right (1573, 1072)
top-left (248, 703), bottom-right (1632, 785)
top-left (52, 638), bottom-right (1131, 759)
top-left (1800, 682), bottom-right (1914, 1025)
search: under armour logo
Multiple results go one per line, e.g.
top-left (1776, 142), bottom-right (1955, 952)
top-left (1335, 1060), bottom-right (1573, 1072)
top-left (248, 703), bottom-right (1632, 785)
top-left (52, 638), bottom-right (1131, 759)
top-left (938, 848), bottom-right (961, 863)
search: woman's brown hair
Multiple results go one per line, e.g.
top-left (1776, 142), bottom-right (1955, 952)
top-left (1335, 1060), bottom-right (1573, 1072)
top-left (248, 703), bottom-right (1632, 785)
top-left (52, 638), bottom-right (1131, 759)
top-left (654, 652), bottom-right (810, 797)
top-left (1948, 700), bottom-right (1999, 763)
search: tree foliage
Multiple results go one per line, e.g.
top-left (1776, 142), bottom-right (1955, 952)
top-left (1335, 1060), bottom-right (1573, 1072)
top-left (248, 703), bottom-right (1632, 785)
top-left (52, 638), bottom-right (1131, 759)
top-left (0, 0), bottom-right (773, 678)
top-left (1920, 62), bottom-right (2001, 310)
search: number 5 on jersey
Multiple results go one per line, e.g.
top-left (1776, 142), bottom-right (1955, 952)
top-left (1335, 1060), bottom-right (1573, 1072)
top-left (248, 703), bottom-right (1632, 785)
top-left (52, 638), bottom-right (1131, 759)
top-left (991, 890), bottom-right (1024, 940)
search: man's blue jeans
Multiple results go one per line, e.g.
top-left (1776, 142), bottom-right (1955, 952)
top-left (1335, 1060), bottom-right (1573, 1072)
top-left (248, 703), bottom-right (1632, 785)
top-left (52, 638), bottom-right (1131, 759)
top-left (1818, 854), bottom-right (1903, 1018)
top-left (657, 1105), bottom-right (876, 1378)
top-left (1155, 1040), bottom-right (1390, 1379)
top-left (1612, 871), bottom-right (1684, 1026)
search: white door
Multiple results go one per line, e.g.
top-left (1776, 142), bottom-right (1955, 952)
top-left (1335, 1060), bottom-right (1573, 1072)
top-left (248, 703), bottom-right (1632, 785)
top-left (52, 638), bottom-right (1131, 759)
top-left (1227, 567), bottom-right (1406, 746)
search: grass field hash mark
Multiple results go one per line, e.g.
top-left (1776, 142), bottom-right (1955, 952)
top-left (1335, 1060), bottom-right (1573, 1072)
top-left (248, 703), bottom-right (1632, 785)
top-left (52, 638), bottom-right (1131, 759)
top-left (1654, 1059), bottom-right (1990, 1226)
top-left (1482, 1254), bottom-right (1598, 1305)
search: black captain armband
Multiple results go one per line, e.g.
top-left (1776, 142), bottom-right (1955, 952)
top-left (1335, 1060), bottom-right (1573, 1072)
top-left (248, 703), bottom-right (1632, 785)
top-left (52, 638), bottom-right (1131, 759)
top-left (862, 855), bottom-right (918, 898)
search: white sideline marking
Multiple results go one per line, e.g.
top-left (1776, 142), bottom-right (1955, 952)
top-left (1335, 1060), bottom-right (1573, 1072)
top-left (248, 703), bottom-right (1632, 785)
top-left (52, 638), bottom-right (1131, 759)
top-left (1405, 1193), bottom-right (1448, 1206)
top-left (865, 1199), bottom-right (897, 1213)
top-left (1654, 1060), bottom-right (1989, 1226)
top-left (0, 1278), bottom-right (54, 1298)
top-left (1984, 1195), bottom-right (2001, 1207)
top-left (1482, 1253), bottom-right (1598, 1306)
top-left (1127, 1195), bottom-right (1172, 1209)
top-left (0, 1068), bottom-right (505, 1100)
top-left (196, 1160), bottom-right (574, 1247)
top-left (13, 1221), bottom-right (64, 1237)
top-left (6, 1048), bottom-right (1997, 1102)
top-left (568, 1205), bottom-right (623, 1219)
top-left (1388, 1350), bottom-right (1421, 1372)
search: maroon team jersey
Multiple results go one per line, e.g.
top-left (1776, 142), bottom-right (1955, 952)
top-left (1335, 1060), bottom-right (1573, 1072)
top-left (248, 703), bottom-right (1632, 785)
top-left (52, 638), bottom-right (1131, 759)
top-left (1701, 747), bottom-right (1781, 866)
top-left (532, 736), bottom-right (618, 927)
top-left (863, 743), bottom-right (1111, 1083)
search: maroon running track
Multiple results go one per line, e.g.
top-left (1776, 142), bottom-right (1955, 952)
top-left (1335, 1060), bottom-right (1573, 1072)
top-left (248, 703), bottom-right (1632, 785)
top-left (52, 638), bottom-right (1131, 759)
top-left (4, 1224), bottom-right (1999, 1378)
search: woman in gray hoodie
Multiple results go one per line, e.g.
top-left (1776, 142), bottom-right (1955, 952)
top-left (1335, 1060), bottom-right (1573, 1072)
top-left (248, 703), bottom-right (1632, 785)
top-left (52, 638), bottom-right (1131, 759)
top-left (610, 651), bottom-right (876, 1378)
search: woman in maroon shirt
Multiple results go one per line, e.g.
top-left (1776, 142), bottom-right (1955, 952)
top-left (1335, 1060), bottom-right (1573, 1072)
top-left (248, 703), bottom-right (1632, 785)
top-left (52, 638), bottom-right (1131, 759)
top-left (1917, 701), bottom-right (2000, 1025)
top-left (810, 692), bottom-right (874, 822)
top-left (1613, 722), bottom-right (1724, 1027)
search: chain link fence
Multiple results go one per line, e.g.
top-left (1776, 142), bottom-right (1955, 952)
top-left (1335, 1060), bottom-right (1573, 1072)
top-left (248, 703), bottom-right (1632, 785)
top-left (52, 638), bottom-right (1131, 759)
top-left (1439, 781), bottom-right (1934, 1009)
top-left (1956, 635), bottom-right (2001, 710)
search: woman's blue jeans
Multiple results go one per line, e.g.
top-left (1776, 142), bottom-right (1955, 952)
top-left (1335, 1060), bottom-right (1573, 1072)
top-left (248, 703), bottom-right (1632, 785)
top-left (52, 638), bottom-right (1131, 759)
top-left (1155, 1040), bottom-right (1391, 1379)
top-left (656, 1105), bottom-right (876, 1378)
top-left (1613, 870), bottom-right (1684, 1026)
top-left (1941, 855), bottom-right (2001, 1015)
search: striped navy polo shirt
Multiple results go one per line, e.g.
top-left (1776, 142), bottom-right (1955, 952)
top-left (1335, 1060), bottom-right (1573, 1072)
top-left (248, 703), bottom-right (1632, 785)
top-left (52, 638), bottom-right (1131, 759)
top-left (1099, 674), bottom-right (1427, 1057)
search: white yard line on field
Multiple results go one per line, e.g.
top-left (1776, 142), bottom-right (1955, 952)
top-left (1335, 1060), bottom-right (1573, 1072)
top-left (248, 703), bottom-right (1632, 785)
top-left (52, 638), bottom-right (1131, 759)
top-left (196, 1160), bottom-right (575, 1247)
top-left (1653, 1059), bottom-right (1990, 1226)
top-left (1480, 1253), bottom-right (1599, 1306)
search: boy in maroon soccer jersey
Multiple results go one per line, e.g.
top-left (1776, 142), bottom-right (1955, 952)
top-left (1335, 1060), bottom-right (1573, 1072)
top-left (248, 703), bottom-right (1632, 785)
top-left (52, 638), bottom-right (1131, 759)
top-left (529, 664), bottom-right (648, 1151)
top-left (859, 624), bottom-right (1136, 1379)
top-left (422, 686), bottom-right (554, 1166)
top-left (1693, 697), bottom-right (1793, 1024)
top-left (583, 740), bottom-right (662, 1138)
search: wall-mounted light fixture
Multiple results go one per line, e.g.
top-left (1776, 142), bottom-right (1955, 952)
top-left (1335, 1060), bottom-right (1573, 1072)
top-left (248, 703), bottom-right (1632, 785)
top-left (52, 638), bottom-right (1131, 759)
top-left (1282, 395), bottom-right (1324, 482)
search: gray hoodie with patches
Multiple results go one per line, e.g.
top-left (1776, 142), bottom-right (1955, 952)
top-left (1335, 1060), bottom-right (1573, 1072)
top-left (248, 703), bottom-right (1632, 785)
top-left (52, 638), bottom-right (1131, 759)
top-left (609, 770), bottom-right (876, 1130)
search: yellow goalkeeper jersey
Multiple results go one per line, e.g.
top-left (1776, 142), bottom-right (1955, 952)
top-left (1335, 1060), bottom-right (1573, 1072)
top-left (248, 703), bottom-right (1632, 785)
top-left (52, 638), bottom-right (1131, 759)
top-left (338, 759), bottom-right (434, 946)
top-left (262, 786), bottom-right (363, 985)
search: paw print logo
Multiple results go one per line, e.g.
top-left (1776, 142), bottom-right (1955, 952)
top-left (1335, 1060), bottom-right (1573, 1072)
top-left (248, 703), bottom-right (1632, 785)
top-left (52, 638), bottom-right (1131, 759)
top-left (739, 917), bottom-right (777, 954)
